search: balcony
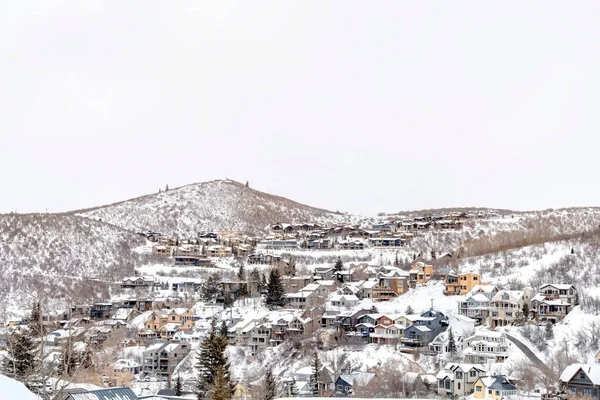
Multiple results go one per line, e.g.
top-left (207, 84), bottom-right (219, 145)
top-left (370, 332), bottom-right (402, 339)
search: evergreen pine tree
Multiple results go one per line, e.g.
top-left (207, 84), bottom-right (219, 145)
top-left (201, 273), bottom-right (221, 303)
top-left (196, 319), bottom-right (233, 400)
top-left (334, 256), bottom-right (343, 272)
top-left (394, 253), bottom-right (399, 267)
top-left (310, 352), bottom-right (321, 396)
top-left (522, 303), bottom-right (530, 320)
top-left (29, 301), bottom-right (44, 338)
top-left (571, 247), bottom-right (575, 255)
top-left (447, 329), bottom-right (457, 360)
top-left (265, 269), bottom-right (285, 310)
top-left (220, 320), bottom-right (228, 340)
top-left (175, 375), bottom-right (183, 396)
top-left (260, 273), bottom-right (268, 293)
top-left (405, 305), bottom-right (414, 315)
top-left (574, 291), bottom-right (580, 306)
top-left (264, 366), bottom-right (277, 400)
top-left (237, 264), bottom-right (245, 281)
top-left (209, 366), bottom-right (232, 400)
top-left (545, 322), bottom-right (554, 340)
top-left (2, 332), bottom-right (37, 382)
top-left (290, 377), bottom-right (299, 397)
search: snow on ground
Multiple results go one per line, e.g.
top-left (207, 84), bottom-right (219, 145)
top-left (0, 374), bottom-right (39, 400)
top-left (364, 281), bottom-right (464, 316)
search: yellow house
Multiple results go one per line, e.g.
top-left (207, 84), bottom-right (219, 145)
top-left (144, 311), bottom-right (169, 331)
top-left (458, 273), bottom-right (482, 295)
top-left (409, 262), bottom-right (433, 285)
top-left (474, 376), bottom-right (518, 400)
top-left (445, 272), bottom-right (483, 295)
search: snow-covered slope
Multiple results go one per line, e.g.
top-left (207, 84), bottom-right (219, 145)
top-left (0, 214), bottom-right (145, 319)
top-left (0, 374), bottom-right (38, 399)
top-left (78, 180), bottom-right (360, 236)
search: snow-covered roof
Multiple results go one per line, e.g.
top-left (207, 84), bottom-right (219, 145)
top-left (541, 283), bottom-right (574, 290)
top-left (560, 364), bottom-right (600, 385)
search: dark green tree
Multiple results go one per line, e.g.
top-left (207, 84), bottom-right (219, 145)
top-left (209, 366), bottom-right (232, 400)
top-left (196, 319), bottom-right (233, 400)
top-left (237, 264), bottom-right (246, 281)
top-left (1, 332), bottom-right (37, 383)
top-left (201, 273), bottom-right (221, 303)
top-left (334, 256), bottom-right (343, 272)
top-left (310, 352), bottom-right (321, 396)
top-left (406, 305), bottom-right (414, 315)
top-left (447, 329), bottom-right (457, 360)
top-left (265, 269), bottom-right (286, 310)
top-left (220, 320), bottom-right (228, 340)
top-left (574, 291), bottom-right (580, 306)
top-left (264, 366), bottom-right (277, 400)
top-left (522, 302), bottom-right (530, 320)
top-left (545, 322), bottom-right (554, 340)
top-left (175, 375), bottom-right (183, 396)
top-left (29, 301), bottom-right (44, 338)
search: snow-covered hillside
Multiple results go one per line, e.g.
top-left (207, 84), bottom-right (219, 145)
top-left (0, 214), bottom-right (145, 320)
top-left (78, 180), bottom-right (362, 236)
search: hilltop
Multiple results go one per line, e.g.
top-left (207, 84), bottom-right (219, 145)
top-left (77, 179), bottom-right (361, 236)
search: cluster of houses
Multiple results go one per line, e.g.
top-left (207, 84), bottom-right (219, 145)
top-left (457, 283), bottom-right (577, 327)
top-left (138, 211), bottom-right (507, 267)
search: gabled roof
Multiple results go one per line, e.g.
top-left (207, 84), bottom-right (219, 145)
top-left (65, 387), bottom-right (138, 400)
top-left (560, 364), bottom-right (600, 385)
top-left (541, 283), bottom-right (574, 291)
top-left (478, 375), bottom-right (517, 391)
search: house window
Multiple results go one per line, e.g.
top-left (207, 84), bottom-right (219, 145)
top-left (458, 383), bottom-right (461, 390)
top-left (470, 371), bottom-right (477, 377)
top-left (456, 372), bottom-right (463, 379)
top-left (570, 387), bottom-right (577, 394)
top-left (580, 372), bottom-right (586, 379)
top-left (583, 388), bottom-right (592, 397)
top-left (476, 386), bottom-right (482, 392)
top-left (337, 385), bottom-right (343, 390)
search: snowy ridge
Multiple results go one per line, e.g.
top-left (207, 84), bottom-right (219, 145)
top-left (0, 213), bottom-right (145, 319)
top-left (78, 180), bottom-right (362, 236)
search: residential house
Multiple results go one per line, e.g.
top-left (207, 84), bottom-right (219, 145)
top-left (112, 359), bottom-right (141, 374)
top-left (473, 375), bottom-right (518, 400)
top-left (368, 237), bottom-right (404, 248)
top-left (173, 255), bottom-right (212, 266)
top-left (258, 240), bottom-right (299, 251)
top-left (445, 272), bottom-right (483, 296)
top-left (463, 330), bottom-right (510, 364)
top-left (530, 284), bottom-right (576, 323)
top-left (145, 310), bottom-right (169, 331)
top-left (284, 291), bottom-right (320, 309)
top-left (90, 303), bottom-right (114, 320)
top-left (428, 330), bottom-right (465, 357)
top-left (560, 364), bottom-right (600, 399)
top-left (402, 325), bottom-right (433, 347)
top-left (436, 363), bottom-right (487, 398)
top-left (121, 276), bottom-right (154, 289)
top-left (334, 373), bottom-right (376, 396)
top-left (295, 365), bottom-right (335, 396)
top-left (356, 279), bottom-right (378, 300)
top-left (207, 245), bottom-right (232, 258)
top-left (338, 240), bottom-right (366, 250)
top-left (488, 288), bottom-right (533, 327)
top-left (247, 253), bottom-right (282, 265)
top-left (458, 292), bottom-right (492, 326)
top-left (409, 262), bottom-right (434, 287)
top-left (370, 323), bottom-right (404, 345)
top-left (327, 294), bottom-right (360, 309)
top-left (61, 388), bottom-right (138, 400)
top-left (142, 341), bottom-right (190, 380)
top-left (372, 271), bottom-right (409, 302)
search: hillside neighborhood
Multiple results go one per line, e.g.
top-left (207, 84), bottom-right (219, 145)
top-left (1, 209), bottom-right (596, 400)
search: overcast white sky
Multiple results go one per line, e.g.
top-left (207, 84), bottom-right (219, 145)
top-left (1, 1), bottom-right (599, 216)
